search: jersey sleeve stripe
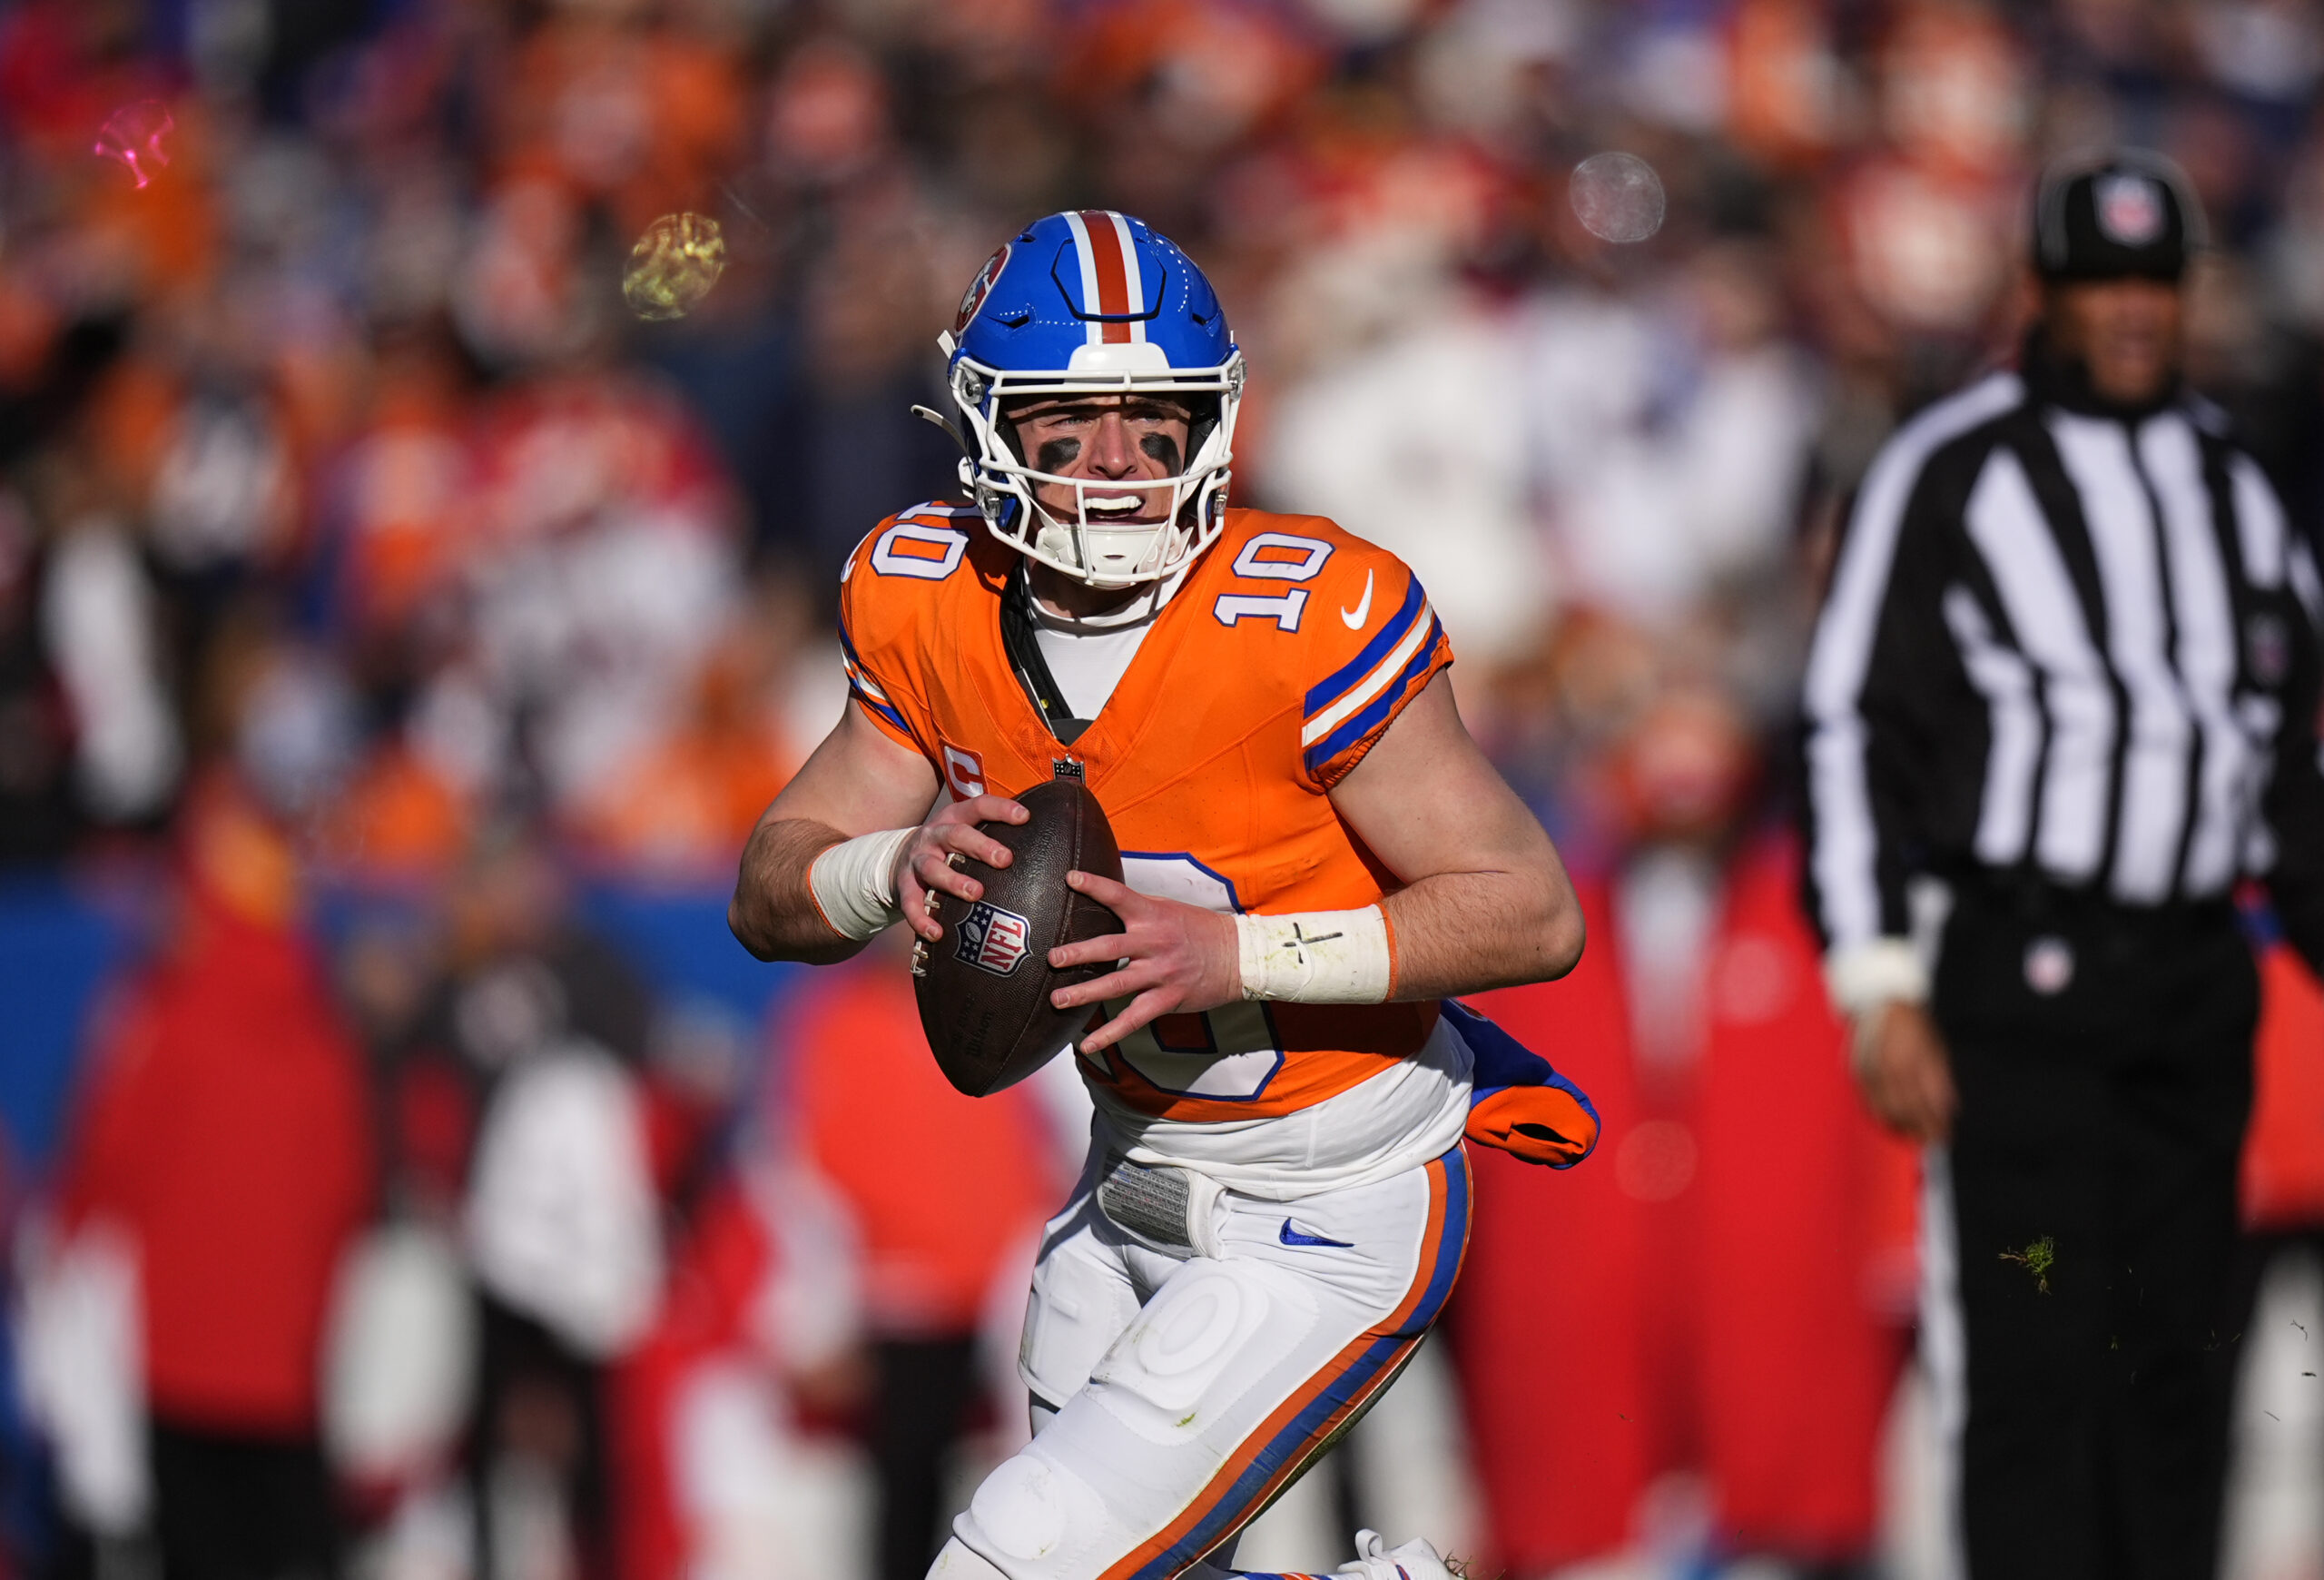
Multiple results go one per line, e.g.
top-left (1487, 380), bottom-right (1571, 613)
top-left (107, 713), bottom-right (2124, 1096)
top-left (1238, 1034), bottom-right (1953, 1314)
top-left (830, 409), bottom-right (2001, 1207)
top-left (851, 687), bottom-right (913, 739)
top-left (835, 619), bottom-right (884, 696)
top-left (837, 609), bottom-right (918, 743)
top-left (1302, 601), bottom-right (1437, 748)
top-left (1305, 578), bottom-right (1426, 719)
top-left (1304, 617), bottom-right (1445, 774)
top-left (842, 650), bottom-right (891, 702)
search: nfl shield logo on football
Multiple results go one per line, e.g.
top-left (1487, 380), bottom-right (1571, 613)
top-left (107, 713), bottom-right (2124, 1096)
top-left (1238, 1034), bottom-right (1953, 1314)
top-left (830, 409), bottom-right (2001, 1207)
top-left (956, 900), bottom-right (1032, 976)
top-left (2094, 173), bottom-right (2164, 246)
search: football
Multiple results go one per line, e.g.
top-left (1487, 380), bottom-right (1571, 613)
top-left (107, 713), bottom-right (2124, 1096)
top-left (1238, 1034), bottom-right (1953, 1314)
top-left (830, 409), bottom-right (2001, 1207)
top-left (912, 776), bottom-right (1127, 1096)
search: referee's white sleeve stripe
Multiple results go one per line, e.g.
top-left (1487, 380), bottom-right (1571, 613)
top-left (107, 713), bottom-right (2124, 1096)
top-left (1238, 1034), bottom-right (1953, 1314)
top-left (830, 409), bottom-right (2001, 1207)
top-left (1803, 372), bottom-right (2022, 948)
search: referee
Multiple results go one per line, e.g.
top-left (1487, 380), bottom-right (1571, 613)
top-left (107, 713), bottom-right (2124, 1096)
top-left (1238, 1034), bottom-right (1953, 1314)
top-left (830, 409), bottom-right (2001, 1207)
top-left (1801, 152), bottom-right (2324, 1578)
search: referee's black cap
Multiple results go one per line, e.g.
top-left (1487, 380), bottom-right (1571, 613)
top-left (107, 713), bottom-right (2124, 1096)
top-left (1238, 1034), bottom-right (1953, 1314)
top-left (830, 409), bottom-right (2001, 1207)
top-left (2032, 152), bottom-right (2206, 283)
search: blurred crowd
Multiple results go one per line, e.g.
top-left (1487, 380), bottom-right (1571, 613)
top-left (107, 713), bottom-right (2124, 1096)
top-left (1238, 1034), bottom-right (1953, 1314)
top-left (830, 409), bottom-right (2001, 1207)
top-left (0, 0), bottom-right (2321, 1578)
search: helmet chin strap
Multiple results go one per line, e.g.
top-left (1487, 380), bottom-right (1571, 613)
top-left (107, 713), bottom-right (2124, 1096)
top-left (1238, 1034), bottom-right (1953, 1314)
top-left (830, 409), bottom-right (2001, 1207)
top-left (1030, 503), bottom-right (1190, 588)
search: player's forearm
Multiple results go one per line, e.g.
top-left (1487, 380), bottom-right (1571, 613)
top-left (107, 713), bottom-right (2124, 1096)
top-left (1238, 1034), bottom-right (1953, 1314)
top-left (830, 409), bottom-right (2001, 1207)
top-left (1378, 864), bottom-right (1583, 1000)
top-left (728, 816), bottom-right (866, 964)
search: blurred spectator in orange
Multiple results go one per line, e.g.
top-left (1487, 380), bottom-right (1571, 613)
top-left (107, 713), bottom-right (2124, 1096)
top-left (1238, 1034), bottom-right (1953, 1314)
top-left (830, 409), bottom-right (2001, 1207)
top-left (783, 941), bottom-right (1071, 1580)
top-left (494, 0), bottom-right (747, 241)
top-left (568, 579), bottom-right (806, 881)
top-left (326, 325), bottom-right (479, 642)
top-left (44, 770), bottom-right (375, 1580)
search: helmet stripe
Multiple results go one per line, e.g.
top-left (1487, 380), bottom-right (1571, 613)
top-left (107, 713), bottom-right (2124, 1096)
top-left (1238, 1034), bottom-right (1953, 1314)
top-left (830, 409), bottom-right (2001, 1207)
top-left (1107, 211), bottom-right (1147, 343)
top-left (1075, 208), bottom-right (1134, 343)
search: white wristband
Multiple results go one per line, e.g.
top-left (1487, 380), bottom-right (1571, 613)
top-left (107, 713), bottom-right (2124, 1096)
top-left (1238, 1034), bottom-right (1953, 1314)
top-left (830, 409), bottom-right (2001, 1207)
top-left (1234, 907), bottom-right (1393, 1004)
top-left (807, 827), bottom-right (914, 941)
top-left (1823, 937), bottom-right (1930, 1021)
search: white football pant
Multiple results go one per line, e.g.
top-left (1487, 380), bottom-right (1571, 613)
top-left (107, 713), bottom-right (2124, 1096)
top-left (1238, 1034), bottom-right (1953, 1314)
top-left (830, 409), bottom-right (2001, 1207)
top-left (929, 1144), bottom-right (1472, 1580)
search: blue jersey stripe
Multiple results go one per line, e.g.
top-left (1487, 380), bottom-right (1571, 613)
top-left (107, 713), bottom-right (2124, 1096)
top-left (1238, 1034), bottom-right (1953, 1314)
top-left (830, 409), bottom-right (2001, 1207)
top-left (849, 685), bottom-right (911, 736)
top-left (1304, 578), bottom-right (1425, 719)
top-left (835, 613), bottom-right (871, 673)
top-left (1303, 618), bottom-right (1442, 774)
top-left (835, 614), bottom-right (912, 734)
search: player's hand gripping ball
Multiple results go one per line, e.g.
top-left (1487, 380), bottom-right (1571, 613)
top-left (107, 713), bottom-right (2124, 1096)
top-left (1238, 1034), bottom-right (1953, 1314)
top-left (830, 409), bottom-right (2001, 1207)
top-left (911, 779), bottom-right (1125, 1096)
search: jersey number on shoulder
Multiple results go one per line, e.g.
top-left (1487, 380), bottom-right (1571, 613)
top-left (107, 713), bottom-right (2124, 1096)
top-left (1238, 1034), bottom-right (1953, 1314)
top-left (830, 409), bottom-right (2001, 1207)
top-left (1213, 532), bottom-right (1333, 633)
top-left (1079, 854), bottom-right (1283, 1102)
top-left (870, 521), bottom-right (968, 580)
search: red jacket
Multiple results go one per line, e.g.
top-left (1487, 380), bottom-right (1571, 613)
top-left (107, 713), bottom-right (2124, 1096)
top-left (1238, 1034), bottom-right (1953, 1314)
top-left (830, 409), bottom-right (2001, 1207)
top-left (59, 895), bottom-right (375, 1435)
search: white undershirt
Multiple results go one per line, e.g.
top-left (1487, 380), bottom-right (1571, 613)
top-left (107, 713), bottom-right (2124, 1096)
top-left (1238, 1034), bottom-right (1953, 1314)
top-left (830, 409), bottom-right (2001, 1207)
top-left (1028, 567), bottom-right (1186, 722)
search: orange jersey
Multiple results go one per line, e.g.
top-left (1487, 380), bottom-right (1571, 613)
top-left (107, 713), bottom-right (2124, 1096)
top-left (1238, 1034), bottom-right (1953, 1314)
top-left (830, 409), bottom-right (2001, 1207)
top-left (839, 503), bottom-right (1455, 1126)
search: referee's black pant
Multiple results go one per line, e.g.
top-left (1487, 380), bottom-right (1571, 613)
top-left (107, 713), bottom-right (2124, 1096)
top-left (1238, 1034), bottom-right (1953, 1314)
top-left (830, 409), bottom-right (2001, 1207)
top-left (1932, 878), bottom-right (2257, 1580)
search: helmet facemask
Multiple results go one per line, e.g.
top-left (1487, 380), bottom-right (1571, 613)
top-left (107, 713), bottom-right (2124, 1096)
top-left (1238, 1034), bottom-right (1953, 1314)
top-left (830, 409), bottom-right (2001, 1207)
top-left (950, 347), bottom-right (1243, 589)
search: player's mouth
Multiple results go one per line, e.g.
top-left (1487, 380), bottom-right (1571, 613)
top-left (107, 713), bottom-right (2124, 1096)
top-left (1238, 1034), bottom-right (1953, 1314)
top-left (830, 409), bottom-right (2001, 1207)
top-left (1084, 494), bottom-right (1164, 522)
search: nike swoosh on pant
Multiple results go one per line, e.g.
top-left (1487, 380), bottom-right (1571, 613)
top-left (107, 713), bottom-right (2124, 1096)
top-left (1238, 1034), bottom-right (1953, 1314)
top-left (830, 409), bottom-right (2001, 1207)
top-left (1340, 568), bottom-right (1374, 629)
top-left (1278, 1218), bottom-right (1354, 1249)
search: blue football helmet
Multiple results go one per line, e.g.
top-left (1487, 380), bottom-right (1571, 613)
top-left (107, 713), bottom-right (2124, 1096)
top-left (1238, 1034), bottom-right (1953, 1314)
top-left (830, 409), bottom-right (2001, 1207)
top-left (940, 211), bottom-right (1244, 588)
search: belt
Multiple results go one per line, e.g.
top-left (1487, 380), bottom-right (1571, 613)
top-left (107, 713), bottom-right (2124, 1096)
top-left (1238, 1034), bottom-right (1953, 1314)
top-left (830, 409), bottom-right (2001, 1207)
top-left (1952, 869), bottom-right (2240, 941)
top-left (1095, 1155), bottom-right (1225, 1259)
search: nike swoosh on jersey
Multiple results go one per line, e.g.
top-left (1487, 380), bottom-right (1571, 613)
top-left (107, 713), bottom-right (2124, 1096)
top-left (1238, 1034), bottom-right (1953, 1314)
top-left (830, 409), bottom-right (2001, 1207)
top-left (1340, 568), bottom-right (1374, 629)
top-left (1278, 1218), bottom-right (1354, 1249)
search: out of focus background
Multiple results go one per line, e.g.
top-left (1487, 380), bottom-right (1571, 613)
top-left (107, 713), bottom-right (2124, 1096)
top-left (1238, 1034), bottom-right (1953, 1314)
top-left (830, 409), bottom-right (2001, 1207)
top-left (0, 1), bottom-right (2319, 1578)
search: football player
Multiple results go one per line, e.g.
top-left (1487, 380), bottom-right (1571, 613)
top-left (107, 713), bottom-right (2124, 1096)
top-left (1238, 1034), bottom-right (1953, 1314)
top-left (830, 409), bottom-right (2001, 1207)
top-left (731, 212), bottom-right (1592, 1580)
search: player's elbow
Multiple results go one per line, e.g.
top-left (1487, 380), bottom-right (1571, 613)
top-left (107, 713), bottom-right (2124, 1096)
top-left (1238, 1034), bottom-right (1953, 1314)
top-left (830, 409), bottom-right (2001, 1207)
top-left (1512, 849), bottom-right (1585, 982)
top-left (1537, 894), bottom-right (1585, 981)
top-left (728, 893), bottom-right (781, 962)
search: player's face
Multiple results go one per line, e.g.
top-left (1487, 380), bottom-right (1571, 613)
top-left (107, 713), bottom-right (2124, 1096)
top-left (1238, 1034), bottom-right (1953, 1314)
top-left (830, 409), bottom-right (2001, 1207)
top-left (2044, 275), bottom-right (2185, 406)
top-left (1006, 394), bottom-right (1196, 526)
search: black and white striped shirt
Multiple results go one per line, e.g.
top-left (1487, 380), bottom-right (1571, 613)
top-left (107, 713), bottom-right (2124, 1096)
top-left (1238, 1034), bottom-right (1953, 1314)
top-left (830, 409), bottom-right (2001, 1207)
top-left (1801, 358), bottom-right (2324, 974)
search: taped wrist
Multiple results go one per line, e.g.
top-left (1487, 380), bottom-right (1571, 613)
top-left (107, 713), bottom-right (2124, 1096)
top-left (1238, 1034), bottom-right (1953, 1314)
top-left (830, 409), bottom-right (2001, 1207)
top-left (807, 827), bottom-right (915, 941)
top-left (1234, 907), bottom-right (1393, 1004)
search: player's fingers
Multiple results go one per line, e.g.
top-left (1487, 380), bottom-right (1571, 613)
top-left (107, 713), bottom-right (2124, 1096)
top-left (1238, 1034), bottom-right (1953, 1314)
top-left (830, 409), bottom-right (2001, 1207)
top-left (1047, 932), bottom-right (1150, 970)
top-left (1064, 870), bottom-right (1146, 916)
top-left (937, 822), bottom-right (1016, 870)
top-left (897, 873), bottom-right (944, 942)
top-left (1078, 987), bottom-right (1175, 1055)
top-left (1049, 958), bottom-right (1151, 1011)
top-left (950, 794), bottom-right (1028, 829)
top-left (915, 847), bottom-right (983, 904)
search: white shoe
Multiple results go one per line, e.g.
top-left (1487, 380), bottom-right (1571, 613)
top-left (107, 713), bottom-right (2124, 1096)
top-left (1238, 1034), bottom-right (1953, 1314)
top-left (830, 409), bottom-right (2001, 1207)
top-left (1333, 1530), bottom-right (1454, 1580)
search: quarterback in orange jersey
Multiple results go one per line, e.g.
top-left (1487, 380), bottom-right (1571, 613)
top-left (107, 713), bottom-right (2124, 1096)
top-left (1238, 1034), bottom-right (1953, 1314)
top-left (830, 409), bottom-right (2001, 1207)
top-left (730, 212), bottom-right (1593, 1580)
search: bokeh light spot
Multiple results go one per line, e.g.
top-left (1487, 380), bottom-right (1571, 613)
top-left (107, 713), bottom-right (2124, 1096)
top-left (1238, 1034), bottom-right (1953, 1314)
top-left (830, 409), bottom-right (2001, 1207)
top-left (622, 213), bottom-right (728, 321)
top-left (1615, 1119), bottom-right (1698, 1202)
top-left (94, 101), bottom-right (175, 190)
top-left (1570, 152), bottom-right (1667, 244)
